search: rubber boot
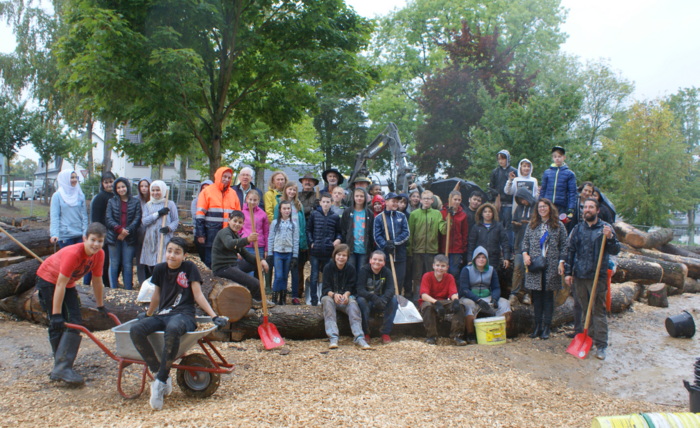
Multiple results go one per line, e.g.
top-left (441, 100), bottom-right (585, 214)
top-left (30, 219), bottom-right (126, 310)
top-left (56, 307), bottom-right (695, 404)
top-left (465, 315), bottom-right (476, 344)
top-left (529, 321), bottom-right (542, 339)
top-left (50, 331), bottom-right (84, 385)
top-left (49, 331), bottom-right (62, 356)
top-left (540, 324), bottom-right (551, 340)
top-left (279, 290), bottom-right (286, 306)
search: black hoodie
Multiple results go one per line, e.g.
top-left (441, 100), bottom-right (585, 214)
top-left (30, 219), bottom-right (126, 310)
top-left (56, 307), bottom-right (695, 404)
top-left (91, 172), bottom-right (116, 225)
top-left (512, 187), bottom-right (537, 253)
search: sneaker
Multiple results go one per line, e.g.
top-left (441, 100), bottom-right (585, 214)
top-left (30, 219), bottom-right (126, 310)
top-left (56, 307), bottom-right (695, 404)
top-left (291, 298), bottom-right (301, 305)
top-left (149, 379), bottom-right (167, 410)
top-left (522, 294), bottom-right (532, 305)
top-left (595, 347), bottom-right (607, 360)
top-left (453, 337), bottom-right (467, 346)
top-left (251, 299), bottom-right (275, 309)
top-left (164, 376), bottom-right (173, 396)
top-left (508, 294), bottom-right (519, 306)
top-left (381, 334), bottom-right (392, 344)
top-left (466, 335), bottom-right (477, 344)
top-left (355, 336), bottom-right (371, 350)
top-left (328, 338), bottom-right (338, 349)
top-left (425, 337), bottom-right (437, 345)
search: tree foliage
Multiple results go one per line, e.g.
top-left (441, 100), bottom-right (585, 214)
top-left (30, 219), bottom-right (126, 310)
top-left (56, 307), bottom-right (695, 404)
top-left (0, 95), bottom-right (32, 177)
top-left (10, 158), bottom-right (37, 179)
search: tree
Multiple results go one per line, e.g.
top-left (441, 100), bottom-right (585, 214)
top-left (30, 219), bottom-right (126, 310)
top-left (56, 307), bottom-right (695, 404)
top-left (608, 101), bottom-right (691, 226)
top-left (56, 0), bottom-right (374, 179)
top-left (0, 95), bottom-right (32, 186)
top-left (30, 119), bottom-right (71, 203)
top-left (65, 135), bottom-right (92, 171)
top-left (10, 158), bottom-right (38, 180)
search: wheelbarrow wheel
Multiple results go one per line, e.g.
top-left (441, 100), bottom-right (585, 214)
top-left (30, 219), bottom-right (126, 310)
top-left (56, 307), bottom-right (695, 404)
top-left (176, 354), bottom-right (220, 398)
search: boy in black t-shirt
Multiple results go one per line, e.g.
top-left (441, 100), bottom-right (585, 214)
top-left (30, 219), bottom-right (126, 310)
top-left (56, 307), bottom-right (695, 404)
top-left (129, 237), bottom-right (228, 411)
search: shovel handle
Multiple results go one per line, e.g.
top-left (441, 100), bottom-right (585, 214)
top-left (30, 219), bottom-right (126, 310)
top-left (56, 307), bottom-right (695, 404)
top-left (0, 224), bottom-right (43, 262)
top-left (582, 235), bottom-right (607, 332)
top-left (249, 204), bottom-right (268, 316)
top-left (381, 212), bottom-right (401, 297)
top-left (156, 195), bottom-right (169, 264)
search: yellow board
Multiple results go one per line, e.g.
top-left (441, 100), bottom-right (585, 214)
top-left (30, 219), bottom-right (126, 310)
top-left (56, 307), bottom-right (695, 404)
top-left (474, 316), bottom-right (506, 345)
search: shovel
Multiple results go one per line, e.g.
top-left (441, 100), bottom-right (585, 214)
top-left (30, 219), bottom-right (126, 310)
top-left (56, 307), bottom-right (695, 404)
top-left (381, 212), bottom-right (422, 324)
top-left (567, 235), bottom-right (607, 359)
top-left (249, 204), bottom-right (284, 349)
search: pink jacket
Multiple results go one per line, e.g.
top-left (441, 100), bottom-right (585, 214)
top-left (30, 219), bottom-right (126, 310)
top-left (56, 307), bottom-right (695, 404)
top-left (242, 204), bottom-right (270, 251)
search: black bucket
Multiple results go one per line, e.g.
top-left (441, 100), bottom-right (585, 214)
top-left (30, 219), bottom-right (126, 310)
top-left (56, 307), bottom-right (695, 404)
top-left (665, 310), bottom-right (696, 338)
top-left (684, 380), bottom-right (700, 412)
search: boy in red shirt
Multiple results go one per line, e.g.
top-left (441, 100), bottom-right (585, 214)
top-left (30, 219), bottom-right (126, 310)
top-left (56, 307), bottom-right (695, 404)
top-left (419, 254), bottom-right (467, 346)
top-left (36, 222), bottom-right (108, 385)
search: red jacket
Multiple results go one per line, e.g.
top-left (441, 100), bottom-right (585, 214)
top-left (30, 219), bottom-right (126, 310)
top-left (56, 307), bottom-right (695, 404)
top-left (439, 205), bottom-right (468, 255)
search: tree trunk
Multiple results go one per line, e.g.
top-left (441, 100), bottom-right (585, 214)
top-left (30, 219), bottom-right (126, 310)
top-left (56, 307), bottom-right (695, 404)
top-left (86, 117), bottom-right (95, 177)
top-left (0, 229), bottom-right (52, 259)
top-left (43, 162), bottom-right (50, 204)
top-left (613, 221), bottom-right (674, 249)
top-left (0, 258), bottom-right (41, 300)
top-left (613, 253), bottom-right (687, 289)
top-left (208, 136), bottom-right (221, 180)
top-left (102, 121), bottom-right (115, 173)
top-left (657, 243), bottom-right (700, 260)
top-left (646, 283), bottom-right (669, 308)
top-left (150, 164), bottom-right (163, 180)
top-left (688, 209), bottom-right (696, 250)
top-left (177, 156), bottom-right (187, 206)
top-left (209, 283), bottom-right (252, 322)
top-left (638, 248), bottom-right (700, 279)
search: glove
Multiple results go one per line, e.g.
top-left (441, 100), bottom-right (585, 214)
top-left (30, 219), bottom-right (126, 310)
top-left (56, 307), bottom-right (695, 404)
top-left (137, 312), bottom-right (151, 321)
top-left (372, 295), bottom-right (384, 310)
top-left (384, 240), bottom-right (395, 254)
top-left (157, 207), bottom-right (170, 216)
top-left (159, 226), bottom-right (170, 234)
top-left (433, 301), bottom-right (446, 319)
top-left (97, 306), bottom-right (109, 316)
top-left (566, 208), bottom-right (575, 219)
top-left (492, 298), bottom-right (499, 310)
top-left (451, 299), bottom-right (462, 312)
top-left (447, 206), bottom-right (456, 216)
top-left (50, 314), bottom-right (65, 333)
top-left (290, 257), bottom-right (298, 269)
top-left (476, 299), bottom-right (494, 315)
top-left (212, 316), bottom-right (229, 328)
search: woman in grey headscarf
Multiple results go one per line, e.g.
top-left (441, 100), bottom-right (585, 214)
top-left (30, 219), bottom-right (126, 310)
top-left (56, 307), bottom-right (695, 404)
top-left (140, 180), bottom-right (179, 276)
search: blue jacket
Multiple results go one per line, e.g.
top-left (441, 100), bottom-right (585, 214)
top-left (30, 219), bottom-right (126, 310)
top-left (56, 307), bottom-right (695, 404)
top-left (306, 207), bottom-right (341, 258)
top-left (540, 164), bottom-right (577, 211)
top-left (373, 210), bottom-right (410, 263)
top-left (50, 193), bottom-right (88, 240)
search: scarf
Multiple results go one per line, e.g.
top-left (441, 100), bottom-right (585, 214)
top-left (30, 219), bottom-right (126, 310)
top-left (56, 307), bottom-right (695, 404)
top-left (148, 180), bottom-right (168, 205)
top-left (56, 170), bottom-right (84, 207)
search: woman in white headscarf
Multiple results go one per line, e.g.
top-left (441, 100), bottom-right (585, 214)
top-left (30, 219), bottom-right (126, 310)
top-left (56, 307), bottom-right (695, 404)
top-left (140, 180), bottom-right (179, 275)
top-left (49, 170), bottom-right (88, 248)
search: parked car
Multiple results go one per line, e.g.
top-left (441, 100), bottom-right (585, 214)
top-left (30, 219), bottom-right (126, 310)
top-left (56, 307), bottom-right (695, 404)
top-left (33, 179), bottom-right (56, 200)
top-left (1, 180), bottom-right (35, 200)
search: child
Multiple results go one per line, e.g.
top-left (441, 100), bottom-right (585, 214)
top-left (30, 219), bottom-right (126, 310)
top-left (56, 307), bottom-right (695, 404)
top-left (321, 244), bottom-right (370, 349)
top-left (368, 183), bottom-right (382, 198)
top-left (356, 250), bottom-right (398, 344)
top-left (242, 191), bottom-right (269, 270)
top-left (490, 150), bottom-right (517, 245)
top-left (504, 158), bottom-right (538, 199)
top-left (105, 177), bottom-right (142, 289)
top-left (439, 191), bottom-right (468, 279)
top-left (130, 237), bottom-right (228, 410)
top-left (341, 188), bottom-right (374, 271)
top-left (373, 193), bottom-right (410, 299)
top-left (467, 203), bottom-right (511, 270)
top-left (275, 182), bottom-right (308, 305)
top-left (397, 193), bottom-right (410, 214)
top-left (540, 146), bottom-right (577, 227)
top-left (37, 222), bottom-right (108, 386)
top-left (306, 193), bottom-right (342, 306)
top-left (371, 194), bottom-right (385, 217)
top-left (268, 201), bottom-right (299, 305)
top-left (330, 186), bottom-right (346, 217)
top-left (509, 187), bottom-right (536, 306)
top-left (406, 188), bottom-right (421, 215)
top-left (409, 190), bottom-right (446, 302)
top-left (419, 254), bottom-right (466, 346)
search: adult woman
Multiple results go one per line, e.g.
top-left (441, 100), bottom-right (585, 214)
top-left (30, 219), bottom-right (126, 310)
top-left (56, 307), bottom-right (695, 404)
top-left (522, 198), bottom-right (568, 340)
top-left (274, 182), bottom-right (308, 304)
top-left (49, 170), bottom-right (88, 248)
top-left (321, 244), bottom-right (369, 349)
top-left (140, 181), bottom-right (179, 276)
top-left (341, 188), bottom-right (374, 271)
top-left (135, 178), bottom-right (151, 284)
top-left (105, 177), bottom-right (142, 289)
top-left (264, 171), bottom-right (288, 222)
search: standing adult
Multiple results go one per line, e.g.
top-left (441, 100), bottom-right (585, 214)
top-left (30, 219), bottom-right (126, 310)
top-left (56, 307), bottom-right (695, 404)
top-left (105, 177), bottom-right (142, 289)
top-left (195, 166), bottom-right (241, 268)
top-left (141, 181), bottom-right (179, 276)
top-left (297, 172), bottom-right (319, 295)
top-left (232, 166), bottom-right (264, 209)
top-left (50, 170), bottom-right (88, 248)
top-left (84, 171), bottom-right (115, 287)
top-left (190, 179), bottom-right (212, 264)
top-left (320, 168), bottom-right (344, 194)
top-left (135, 177), bottom-right (152, 285)
top-left (522, 199), bottom-right (568, 340)
top-left (264, 171), bottom-right (287, 223)
top-left (565, 198), bottom-right (620, 360)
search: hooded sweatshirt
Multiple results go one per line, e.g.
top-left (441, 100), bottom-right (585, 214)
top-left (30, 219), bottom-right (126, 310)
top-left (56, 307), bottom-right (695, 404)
top-left (195, 167), bottom-right (241, 246)
top-left (105, 177), bottom-right (142, 246)
top-left (512, 187), bottom-right (537, 253)
top-left (371, 194), bottom-right (385, 217)
top-left (242, 202), bottom-right (269, 251)
top-left (90, 171), bottom-right (116, 225)
top-left (504, 159), bottom-right (538, 198)
top-left (467, 203), bottom-right (511, 266)
top-left (458, 246), bottom-right (501, 302)
top-left (489, 150), bottom-right (517, 205)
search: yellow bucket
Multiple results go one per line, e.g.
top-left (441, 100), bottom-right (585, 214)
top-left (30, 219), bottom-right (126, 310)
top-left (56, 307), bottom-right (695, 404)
top-left (591, 414), bottom-right (648, 428)
top-left (474, 316), bottom-right (506, 345)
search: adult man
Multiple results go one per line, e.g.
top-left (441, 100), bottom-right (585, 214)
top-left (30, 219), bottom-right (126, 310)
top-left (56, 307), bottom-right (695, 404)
top-left (84, 172), bottom-right (115, 287)
top-left (569, 181), bottom-right (594, 230)
top-left (373, 193), bottom-right (410, 298)
top-left (419, 254), bottom-right (466, 346)
top-left (232, 166), bottom-right (264, 209)
top-left (490, 150), bottom-right (517, 246)
top-left (195, 166), bottom-right (241, 268)
top-left (409, 190), bottom-right (446, 301)
top-left (356, 250), bottom-right (398, 344)
top-left (321, 168), bottom-right (344, 193)
top-left (565, 198), bottom-right (620, 360)
top-left (298, 172), bottom-right (320, 220)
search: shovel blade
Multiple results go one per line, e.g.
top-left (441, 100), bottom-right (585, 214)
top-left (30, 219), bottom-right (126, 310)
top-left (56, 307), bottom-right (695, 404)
top-left (258, 317), bottom-right (285, 350)
top-left (394, 296), bottom-right (423, 324)
top-left (566, 331), bottom-right (592, 359)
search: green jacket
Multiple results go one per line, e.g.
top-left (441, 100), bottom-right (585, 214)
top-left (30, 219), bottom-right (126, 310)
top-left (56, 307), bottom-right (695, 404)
top-left (408, 208), bottom-right (446, 254)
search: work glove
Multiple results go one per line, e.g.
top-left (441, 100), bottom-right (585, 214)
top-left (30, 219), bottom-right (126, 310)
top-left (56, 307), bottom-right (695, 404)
top-left (97, 306), bottom-right (109, 316)
top-left (433, 301), bottom-right (446, 319)
top-left (447, 207), bottom-right (456, 216)
top-left (290, 257), bottom-right (298, 269)
top-left (492, 298), bottom-right (499, 310)
top-left (157, 207), bottom-right (170, 217)
top-left (566, 208), bottom-right (575, 219)
top-left (476, 299), bottom-right (495, 315)
top-left (212, 316), bottom-right (229, 328)
top-left (137, 312), bottom-right (151, 321)
top-left (159, 226), bottom-right (170, 234)
top-left (451, 299), bottom-right (462, 313)
top-left (384, 240), bottom-right (395, 254)
top-left (372, 295), bottom-right (384, 310)
top-left (50, 314), bottom-right (66, 333)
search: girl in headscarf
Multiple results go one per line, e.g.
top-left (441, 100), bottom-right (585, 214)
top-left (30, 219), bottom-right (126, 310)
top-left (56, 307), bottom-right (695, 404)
top-left (135, 178), bottom-right (152, 284)
top-left (49, 170), bottom-right (88, 248)
top-left (140, 180), bottom-right (179, 276)
top-left (106, 177), bottom-right (142, 289)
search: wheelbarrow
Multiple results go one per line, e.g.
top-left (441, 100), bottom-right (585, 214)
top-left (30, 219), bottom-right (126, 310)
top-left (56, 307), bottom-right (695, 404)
top-left (66, 314), bottom-right (234, 399)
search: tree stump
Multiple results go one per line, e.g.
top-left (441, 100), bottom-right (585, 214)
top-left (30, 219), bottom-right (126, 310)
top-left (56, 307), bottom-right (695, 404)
top-left (210, 283), bottom-right (252, 322)
top-left (0, 258), bottom-right (41, 300)
top-left (646, 283), bottom-right (668, 308)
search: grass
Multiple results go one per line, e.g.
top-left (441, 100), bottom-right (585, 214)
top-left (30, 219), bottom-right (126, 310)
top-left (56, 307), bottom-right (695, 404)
top-left (0, 200), bottom-right (50, 220)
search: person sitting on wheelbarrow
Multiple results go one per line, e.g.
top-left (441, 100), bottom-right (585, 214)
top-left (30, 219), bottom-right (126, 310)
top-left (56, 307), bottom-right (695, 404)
top-left (129, 237), bottom-right (229, 410)
top-left (37, 222), bottom-right (109, 386)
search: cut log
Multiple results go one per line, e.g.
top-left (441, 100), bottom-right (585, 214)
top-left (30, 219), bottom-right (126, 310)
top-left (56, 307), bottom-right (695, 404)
top-left (684, 278), bottom-right (700, 294)
top-left (0, 258), bottom-right (42, 300)
top-left (613, 253), bottom-right (687, 289)
top-left (613, 222), bottom-right (673, 249)
top-left (0, 229), bottom-right (53, 258)
top-left (657, 243), bottom-right (700, 260)
top-left (0, 255), bottom-right (26, 267)
top-left (210, 283), bottom-right (252, 322)
top-left (638, 248), bottom-right (700, 279)
top-left (646, 283), bottom-right (669, 307)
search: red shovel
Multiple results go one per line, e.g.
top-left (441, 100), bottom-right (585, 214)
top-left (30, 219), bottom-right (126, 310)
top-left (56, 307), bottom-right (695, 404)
top-left (249, 204), bottom-right (284, 350)
top-left (567, 235), bottom-right (607, 359)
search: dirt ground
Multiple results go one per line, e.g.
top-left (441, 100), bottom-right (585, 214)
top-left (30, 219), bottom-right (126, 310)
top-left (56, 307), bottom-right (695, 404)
top-left (1, 293), bottom-right (697, 427)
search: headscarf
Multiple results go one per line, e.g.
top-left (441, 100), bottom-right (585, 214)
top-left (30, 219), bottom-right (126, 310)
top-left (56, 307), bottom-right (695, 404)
top-left (148, 180), bottom-right (168, 205)
top-left (56, 170), bottom-right (84, 207)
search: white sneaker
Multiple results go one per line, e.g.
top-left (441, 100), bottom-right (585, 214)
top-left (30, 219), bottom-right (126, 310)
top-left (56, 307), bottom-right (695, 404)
top-left (329, 338), bottom-right (339, 349)
top-left (164, 376), bottom-right (172, 396)
top-left (150, 379), bottom-right (167, 410)
top-left (355, 337), bottom-right (371, 350)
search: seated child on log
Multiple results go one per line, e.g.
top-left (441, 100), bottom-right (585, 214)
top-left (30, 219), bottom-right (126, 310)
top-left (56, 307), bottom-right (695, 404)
top-left (129, 237), bottom-right (228, 410)
top-left (419, 254), bottom-right (467, 346)
top-left (356, 250), bottom-right (398, 344)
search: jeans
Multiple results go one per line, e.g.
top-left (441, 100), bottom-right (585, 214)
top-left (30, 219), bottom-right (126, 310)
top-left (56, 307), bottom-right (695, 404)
top-left (460, 296), bottom-right (511, 317)
top-left (37, 277), bottom-right (83, 354)
top-left (500, 204), bottom-right (514, 250)
top-left (348, 253), bottom-right (368, 271)
top-left (204, 246), bottom-right (212, 269)
top-left (58, 236), bottom-right (82, 249)
top-left (321, 295), bottom-right (364, 339)
top-left (109, 241), bottom-right (136, 290)
top-left (272, 252), bottom-right (292, 292)
top-left (420, 299), bottom-right (465, 339)
top-left (448, 254), bottom-right (462, 280)
top-left (129, 313), bottom-right (196, 383)
top-left (356, 295), bottom-right (398, 335)
top-left (309, 256), bottom-right (330, 305)
top-left (214, 261), bottom-right (261, 300)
